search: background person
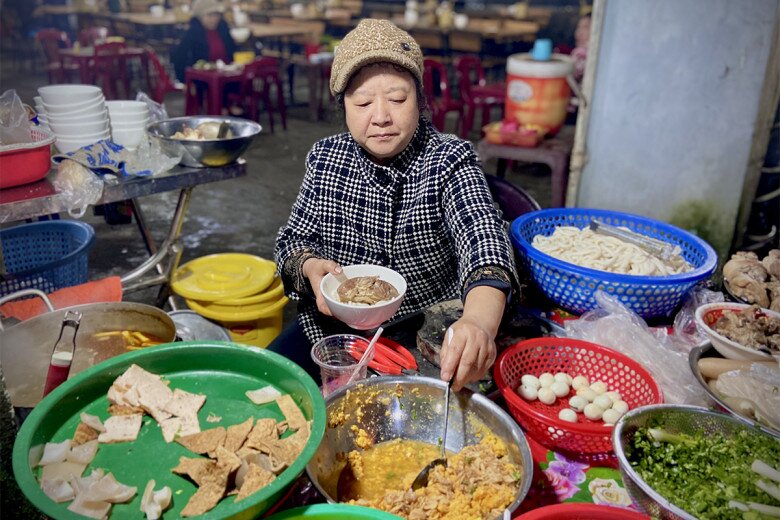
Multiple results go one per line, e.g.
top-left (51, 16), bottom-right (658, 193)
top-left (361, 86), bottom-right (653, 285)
top-left (271, 19), bottom-right (518, 391)
top-left (171, 0), bottom-right (236, 82)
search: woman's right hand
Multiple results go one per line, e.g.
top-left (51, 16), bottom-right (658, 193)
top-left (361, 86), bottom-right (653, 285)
top-left (302, 258), bottom-right (344, 316)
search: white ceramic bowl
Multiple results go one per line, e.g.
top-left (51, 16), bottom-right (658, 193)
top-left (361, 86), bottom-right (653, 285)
top-left (111, 127), bottom-right (145, 149)
top-left (55, 136), bottom-right (105, 153)
top-left (47, 109), bottom-right (108, 124)
top-left (106, 100), bottom-right (148, 114)
top-left (110, 120), bottom-right (149, 131)
top-left (54, 129), bottom-right (110, 140)
top-left (48, 118), bottom-right (110, 135)
top-left (110, 114), bottom-right (149, 125)
top-left (320, 264), bottom-right (407, 330)
top-left (43, 98), bottom-right (106, 117)
top-left (38, 84), bottom-right (103, 105)
top-left (694, 302), bottom-right (779, 361)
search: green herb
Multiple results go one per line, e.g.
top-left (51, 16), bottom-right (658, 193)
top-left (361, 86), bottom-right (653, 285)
top-left (630, 425), bottom-right (780, 519)
top-left (411, 409), bottom-right (417, 420)
top-left (512, 471), bottom-right (521, 481)
top-left (437, 437), bottom-right (443, 446)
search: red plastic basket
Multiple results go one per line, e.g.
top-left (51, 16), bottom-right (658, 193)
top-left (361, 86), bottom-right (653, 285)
top-left (495, 338), bottom-right (663, 456)
top-left (0, 126), bottom-right (55, 189)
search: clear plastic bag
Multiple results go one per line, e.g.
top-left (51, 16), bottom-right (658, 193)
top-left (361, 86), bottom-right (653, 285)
top-left (135, 91), bottom-right (168, 122)
top-left (122, 134), bottom-right (182, 176)
top-left (52, 160), bottom-right (105, 218)
top-left (673, 285), bottom-right (725, 346)
top-left (563, 291), bottom-right (709, 406)
top-left (0, 89), bottom-right (32, 146)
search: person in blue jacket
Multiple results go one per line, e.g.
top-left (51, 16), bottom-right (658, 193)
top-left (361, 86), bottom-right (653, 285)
top-left (171, 0), bottom-right (236, 82)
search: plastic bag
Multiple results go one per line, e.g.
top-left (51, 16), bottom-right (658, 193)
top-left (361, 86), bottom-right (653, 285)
top-left (135, 91), bottom-right (168, 122)
top-left (563, 291), bottom-right (709, 406)
top-left (123, 134), bottom-right (182, 176)
top-left (673, 285), bottom-right (725, 346)
top-left (0, 89), bottom-right (32, 146)
top-left (52, 160), bottom-right (105, 218)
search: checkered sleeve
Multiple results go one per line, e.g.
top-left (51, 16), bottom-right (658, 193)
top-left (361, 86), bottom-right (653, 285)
top-left (439, 140), bottom-right (518, 294)
top-left (274, 143), bottom-right (326, 298)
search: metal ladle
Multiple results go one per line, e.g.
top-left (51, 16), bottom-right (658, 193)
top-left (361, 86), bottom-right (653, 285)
top-left (411, 378), bottom-right (451, 490)
top-left (411, 328), bottom-right (454, 491)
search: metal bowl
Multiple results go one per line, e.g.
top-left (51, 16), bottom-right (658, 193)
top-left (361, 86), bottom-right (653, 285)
top-left (613, 404), bottom-right (780, 519)
top-left (146, 116), bottom-right (262, 167)
top-left (689, 343), bottom-right (780, 437)
top-left (305, 376), bottom-right (533, 516)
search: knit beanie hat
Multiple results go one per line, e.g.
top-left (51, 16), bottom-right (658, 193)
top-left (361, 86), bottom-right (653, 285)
top-left (329, 19), bottom-right (423, 96)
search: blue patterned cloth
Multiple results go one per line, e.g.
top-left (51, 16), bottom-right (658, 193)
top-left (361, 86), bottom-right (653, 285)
top-left (52, 139), bottom-right (153, 177)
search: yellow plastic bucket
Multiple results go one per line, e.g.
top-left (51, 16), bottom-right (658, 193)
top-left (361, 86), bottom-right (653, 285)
top-left (204, 296), bottom-right (288, 348)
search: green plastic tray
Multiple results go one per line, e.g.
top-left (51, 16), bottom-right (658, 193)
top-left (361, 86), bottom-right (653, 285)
top-left (266, 504), bottom-right (402, 519)
top-left (12, 341), bottom-right (326, 520)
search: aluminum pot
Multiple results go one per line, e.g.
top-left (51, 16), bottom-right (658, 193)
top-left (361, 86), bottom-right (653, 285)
top-left (0, 298), bottom-right (175, 408)
top-left (305, 376), bottom-right (533, 515)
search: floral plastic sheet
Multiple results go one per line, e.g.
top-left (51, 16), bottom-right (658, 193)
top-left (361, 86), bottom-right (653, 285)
top-left (563, 291), bottom-right (709, 406)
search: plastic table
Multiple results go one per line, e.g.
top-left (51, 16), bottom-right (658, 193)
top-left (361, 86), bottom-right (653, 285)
top-left (0, 161), bottom-right (247, 307)
top-left (476, 125), bottom-right (575, 208)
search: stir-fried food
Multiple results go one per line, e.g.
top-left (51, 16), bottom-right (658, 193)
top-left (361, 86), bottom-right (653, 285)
top-left (338, 276), bottom-right (399, 305)
top-left (343, 434), bottom-right (521, 520)
top-left (713, 304), bottom-right (780, 353)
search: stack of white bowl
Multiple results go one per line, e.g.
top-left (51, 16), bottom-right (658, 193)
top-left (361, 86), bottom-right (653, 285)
top-left (106, 101), bottom-right (149, 150)
top-left (33, 96), bottom-right (50, 131)
top-left (38, 85), bottom-right (109, 154)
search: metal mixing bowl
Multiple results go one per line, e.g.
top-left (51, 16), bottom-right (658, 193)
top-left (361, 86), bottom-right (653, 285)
top-left (146, 116), bottom-right (262, 167)
top-left (305, 376), bottom-right (533, 516)
top-left (613, 404), bottom-right (780, 520)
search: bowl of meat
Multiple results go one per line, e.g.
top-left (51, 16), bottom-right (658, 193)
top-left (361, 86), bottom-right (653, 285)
top-left (320, 264), bottom-right (406, 330)
top-left (694, 302), bottom-right (780, 361)
top-left (146, 116), bottom-right (262, 168)
top-left (306, 376), bottom-right (534, 518)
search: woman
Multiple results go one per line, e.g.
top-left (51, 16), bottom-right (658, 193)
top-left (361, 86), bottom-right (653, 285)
top-left (272, 19), bottom-right (517, 391)
top-left (171, 0), bottom-right (236, 82)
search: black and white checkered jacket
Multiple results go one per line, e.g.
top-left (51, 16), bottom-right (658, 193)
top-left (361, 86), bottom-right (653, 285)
top-left (275, 118), bottom-right (516, 344)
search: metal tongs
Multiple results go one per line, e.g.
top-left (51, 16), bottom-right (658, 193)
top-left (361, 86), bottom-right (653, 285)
top-left (589, 219), bottom-right (675, 262)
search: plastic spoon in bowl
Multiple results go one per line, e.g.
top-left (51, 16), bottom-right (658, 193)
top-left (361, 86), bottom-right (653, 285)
top-left (346, 327), bottom-right (383, 385)
top-left (411, 328), bottom-right (454, 491)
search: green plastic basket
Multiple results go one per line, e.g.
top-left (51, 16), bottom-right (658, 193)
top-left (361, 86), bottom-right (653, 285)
top-left (12, 341), bottom-right (326, 520)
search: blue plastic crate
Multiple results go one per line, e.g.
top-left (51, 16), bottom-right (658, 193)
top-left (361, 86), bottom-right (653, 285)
top-left (0, 221), bottom-right (95, 297)
top-left (511, 208), bottom-right (718, 319)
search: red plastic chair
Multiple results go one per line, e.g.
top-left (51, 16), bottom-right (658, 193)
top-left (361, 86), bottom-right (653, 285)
top-left (234, 57), bottom-right (287, 133)
top-left (78, 26), bottom-right (109, 47)
top-left (454, 55), bottom-right (505, 139)
top-left (93, 41), bottom-right (130, 100)
top-left (423, 58), bottom-right (463, 133)
top-left (143, 46), bottom-right (183, 104)
top-left (35, 29), bottom-right (79, 83)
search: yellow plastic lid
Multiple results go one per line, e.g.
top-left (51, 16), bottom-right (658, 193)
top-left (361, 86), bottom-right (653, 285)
top-left (171, 253), bottom-right (277, 302)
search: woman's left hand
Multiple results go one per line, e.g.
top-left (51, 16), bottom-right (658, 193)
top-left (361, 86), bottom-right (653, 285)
top-left (439, 317), bottom-right (497, 391)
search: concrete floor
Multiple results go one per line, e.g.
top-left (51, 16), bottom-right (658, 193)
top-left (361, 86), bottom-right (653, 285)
top-left (0, 56), bottom-right (554, 320)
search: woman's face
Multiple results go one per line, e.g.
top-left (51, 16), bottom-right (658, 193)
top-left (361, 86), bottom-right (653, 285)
top-left (575, 16), bottom-right (591, 48)
top-left (344, 63), bottom-right (420, 165)
top-left (200, 12), bottom-right (221, 30)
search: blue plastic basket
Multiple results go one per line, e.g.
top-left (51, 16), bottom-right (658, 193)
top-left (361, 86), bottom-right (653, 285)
top-left (510, 208), bottom-right (718, 319)
top-left (0, 221), bottom-right (95, 297)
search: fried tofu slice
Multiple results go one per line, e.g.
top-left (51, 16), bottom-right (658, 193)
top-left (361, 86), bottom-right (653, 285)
top-left (215, 446), bottom-right (241, 474)
top-left (235, 464), bottom-right (276, 502)
top-left (176, 427), bottom-right (226, 455)
top-left (171, 457), bottom-right (216, 487)
top-left (98, 414), bottom-right (142, 444)
top-left (275, 395), bottom-right (306, 431)
top-left (72, 423), bottom-right (99, 446)
top-left (223, 417), bottom-right (254, 454)
top-left (163, 389), bottom-right (206, 418)
top-left (160, 414), bottom-right (201, 443)
top-left (107, 404), bottom-right (145, 416)
top-left (245, 418), bottom-right (278, 450)
top-left (180, 483), bottom-right (225, 517)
